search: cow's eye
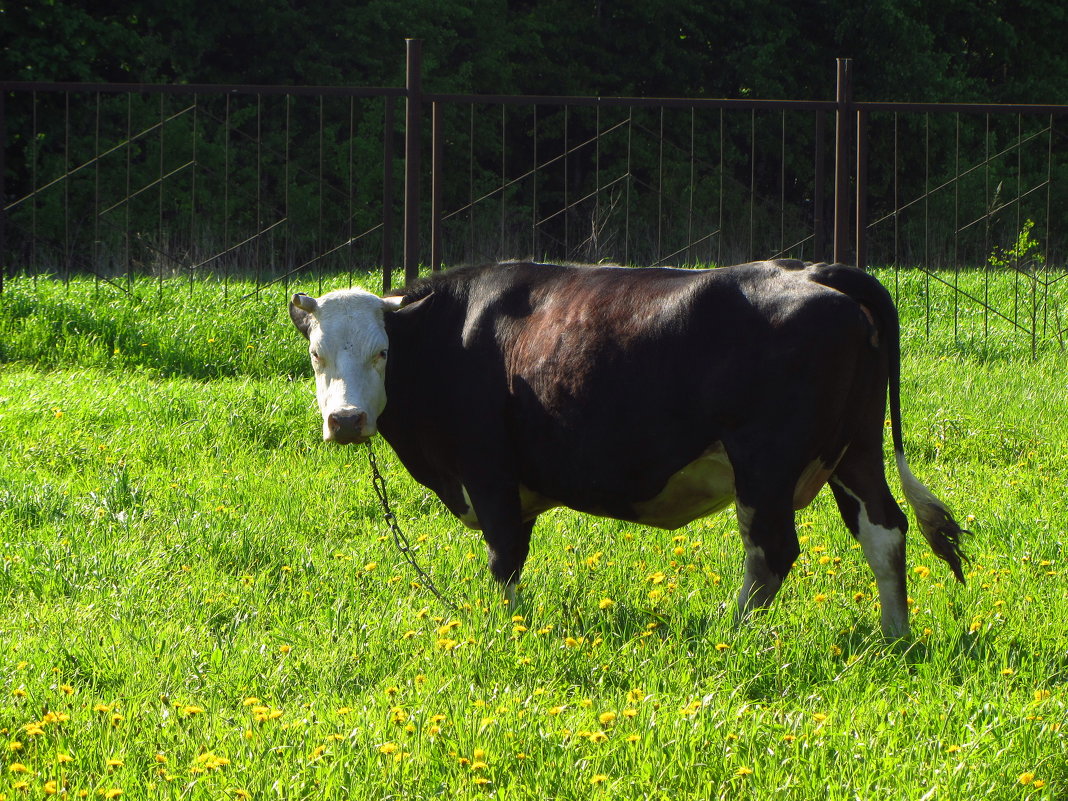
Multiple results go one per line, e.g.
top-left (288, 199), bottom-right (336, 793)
top-left (310, 350), bottom-right (322, 364)
top-left (378, 349), bottom-right (388, 361)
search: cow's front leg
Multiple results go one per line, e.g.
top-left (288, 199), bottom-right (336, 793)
top-left (462, 478), bottom-right (534, 600)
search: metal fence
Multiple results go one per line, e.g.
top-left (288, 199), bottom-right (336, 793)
top-left (2, 43), bottom-right (1067, 347)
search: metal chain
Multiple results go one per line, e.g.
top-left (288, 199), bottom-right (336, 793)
top-left (365, 442), bottom-right (458, 612)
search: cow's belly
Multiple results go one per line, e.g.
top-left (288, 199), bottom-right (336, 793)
top-left (520, 442), bottom-right (737, 529)
top-left (627, 441), bottom-right (736, 529)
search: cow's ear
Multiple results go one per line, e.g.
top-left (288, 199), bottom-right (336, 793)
top-left (289, 293), bottom-right (318, 339)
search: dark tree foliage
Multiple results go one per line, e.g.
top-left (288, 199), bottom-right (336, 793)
top-left (5, 0), bottom-right (1065, 100)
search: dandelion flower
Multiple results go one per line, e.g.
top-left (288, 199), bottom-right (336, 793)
top-left (279, 645), bottom-right (292, 655)
top-left (598, 711), bottom-right (617, 725)
top-left (8, 763), bottom-right (30, 773)
top-left (715, 642), bottom-right (730, 651)
top-left (736, 766), bottom-right (754, 777)
top-left (1019, 772), bottom-right (1036, 785)
top-left (598, 598), bottom-right (614, 609)
top-left (590, 774), bottom-right (609, 785)
top-left (103, 790), bottom-right (123, 799)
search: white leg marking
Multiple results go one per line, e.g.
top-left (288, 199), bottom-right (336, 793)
top-left (734, 503), bottom-right (783, 623)
top-left (836, 482), bottom-right (910, 639)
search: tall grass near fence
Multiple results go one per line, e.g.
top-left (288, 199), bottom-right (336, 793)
top-left (0, 269), bottom-right (1065, 799)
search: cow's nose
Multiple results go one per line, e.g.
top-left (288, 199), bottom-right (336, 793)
top-left (327, 409), bottom-right (369, 444)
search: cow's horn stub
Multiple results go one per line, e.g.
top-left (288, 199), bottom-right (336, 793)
top-left (292, 292), bottom-right (318, 313)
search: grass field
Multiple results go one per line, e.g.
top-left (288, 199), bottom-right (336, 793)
top-left (0, 268), bottom-right (1065, 799)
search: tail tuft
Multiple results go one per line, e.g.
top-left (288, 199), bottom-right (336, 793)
top-left (895, 452), bottom-right (969, 583)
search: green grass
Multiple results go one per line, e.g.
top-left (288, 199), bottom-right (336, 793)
top-left (0, 269), bottom-right (1065, 799)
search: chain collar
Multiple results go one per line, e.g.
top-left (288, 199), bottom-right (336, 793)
top-left (365, 441), bottom-right (458, 611)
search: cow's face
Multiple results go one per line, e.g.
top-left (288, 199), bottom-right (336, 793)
top-left (289, 288), bottom-right (402, 444)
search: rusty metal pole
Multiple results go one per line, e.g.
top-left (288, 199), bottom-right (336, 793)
top-left (855, 108), bottom-right (868, 271)
top-left (381, 95), bottom-right (395, 294)
top-left (403, 38), bottom-right (423, 285)
top-left (833, 57), bottom-right (852, 264)
top-left (431, 101), bottom-right (443, 272)
top-left (813, 111), bottom-right (825, 262)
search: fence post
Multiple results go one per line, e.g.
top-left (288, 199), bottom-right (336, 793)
top-left (813, 111), bottom-right (826, 262)
top-left (431, 101), bottom-right (443, 272)
top-left (833, 57), bottom-right (853, 264)
top-left (855, 108), bottom-right (868, 271)
top-left (381, 95), bottom-right (395, 294)
top-left (403, 38), bottom-right (423, 285)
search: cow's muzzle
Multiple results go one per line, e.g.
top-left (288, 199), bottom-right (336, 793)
top-left (326, 408), bottom-right (372, 444)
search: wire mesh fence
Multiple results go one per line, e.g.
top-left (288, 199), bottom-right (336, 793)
top-left (2, 53), bottom-right (1067, 352)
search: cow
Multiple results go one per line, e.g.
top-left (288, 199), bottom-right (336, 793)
top-left (289, 260), bottom-right (967, 639)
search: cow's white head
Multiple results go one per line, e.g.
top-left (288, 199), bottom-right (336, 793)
top-left (289, 288), bottom-right (403, 444)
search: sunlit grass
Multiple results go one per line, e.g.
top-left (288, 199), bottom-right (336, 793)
top-left (0, 270), bottom-right (1065, 798)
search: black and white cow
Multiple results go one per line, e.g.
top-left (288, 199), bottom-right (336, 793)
top-left (289, 260), bottom-right (967, 639)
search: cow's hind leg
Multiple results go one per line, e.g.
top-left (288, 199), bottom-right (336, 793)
top-left (733, 499), bottom-right (800, 625)
top-left (830, 447), bottom-right (911, 640)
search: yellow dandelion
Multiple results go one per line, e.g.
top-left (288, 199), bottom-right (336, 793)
top-left (8, 741), bottom-right (23, 752)
top-left (231, 790), bottom-right (252, 800)
top-left (8, 762), bottom-right (30, 773)
top-left (591, 774), bottom-right (609, 785)
top-left (813, 713), bottom-right (828, 723)
top-left (12, 688), bottom-right (27, 698)
top-left (57, 753), bottom-right (74, 763)
top-left (378, 742), bottom-right (399, 755)
top-left (59, 684), bottom-right (74, 695)
top-left (598, 598), bottom-right (614, 610)
top-left (813, 593), bottom-right (828, 603)
top-left (106, 757), bottom-right (124, 769)
top-left (598, 711), bottom-right (617, 725)
top-left (715, 642), bottom-right (730, 651)
top-left (279, 645), bottom-right (292, 654)
top-left (243, 697), bottom-right (261, 706)
top-left (736, 766), bottom-right (754, 777)
top-left (183, 705), bottom-right (205, 716)
top-left (589, 731), bottom-right (608, 743)
top-left (945, 744), bottom-right (961, 753)
top-left (44, 780), bottom-right (60, 795)
top-left (472, 776), bottom-right (490, 786)
top-left (625, 733), bottom-right (640, 743)
top-left (1018, 772), bottom-right (1036, 785)
top-left (103, 790), bottom-right (123, 800)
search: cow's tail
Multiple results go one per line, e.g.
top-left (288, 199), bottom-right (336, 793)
top-left (811, 263), bottom-right (968, 583)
